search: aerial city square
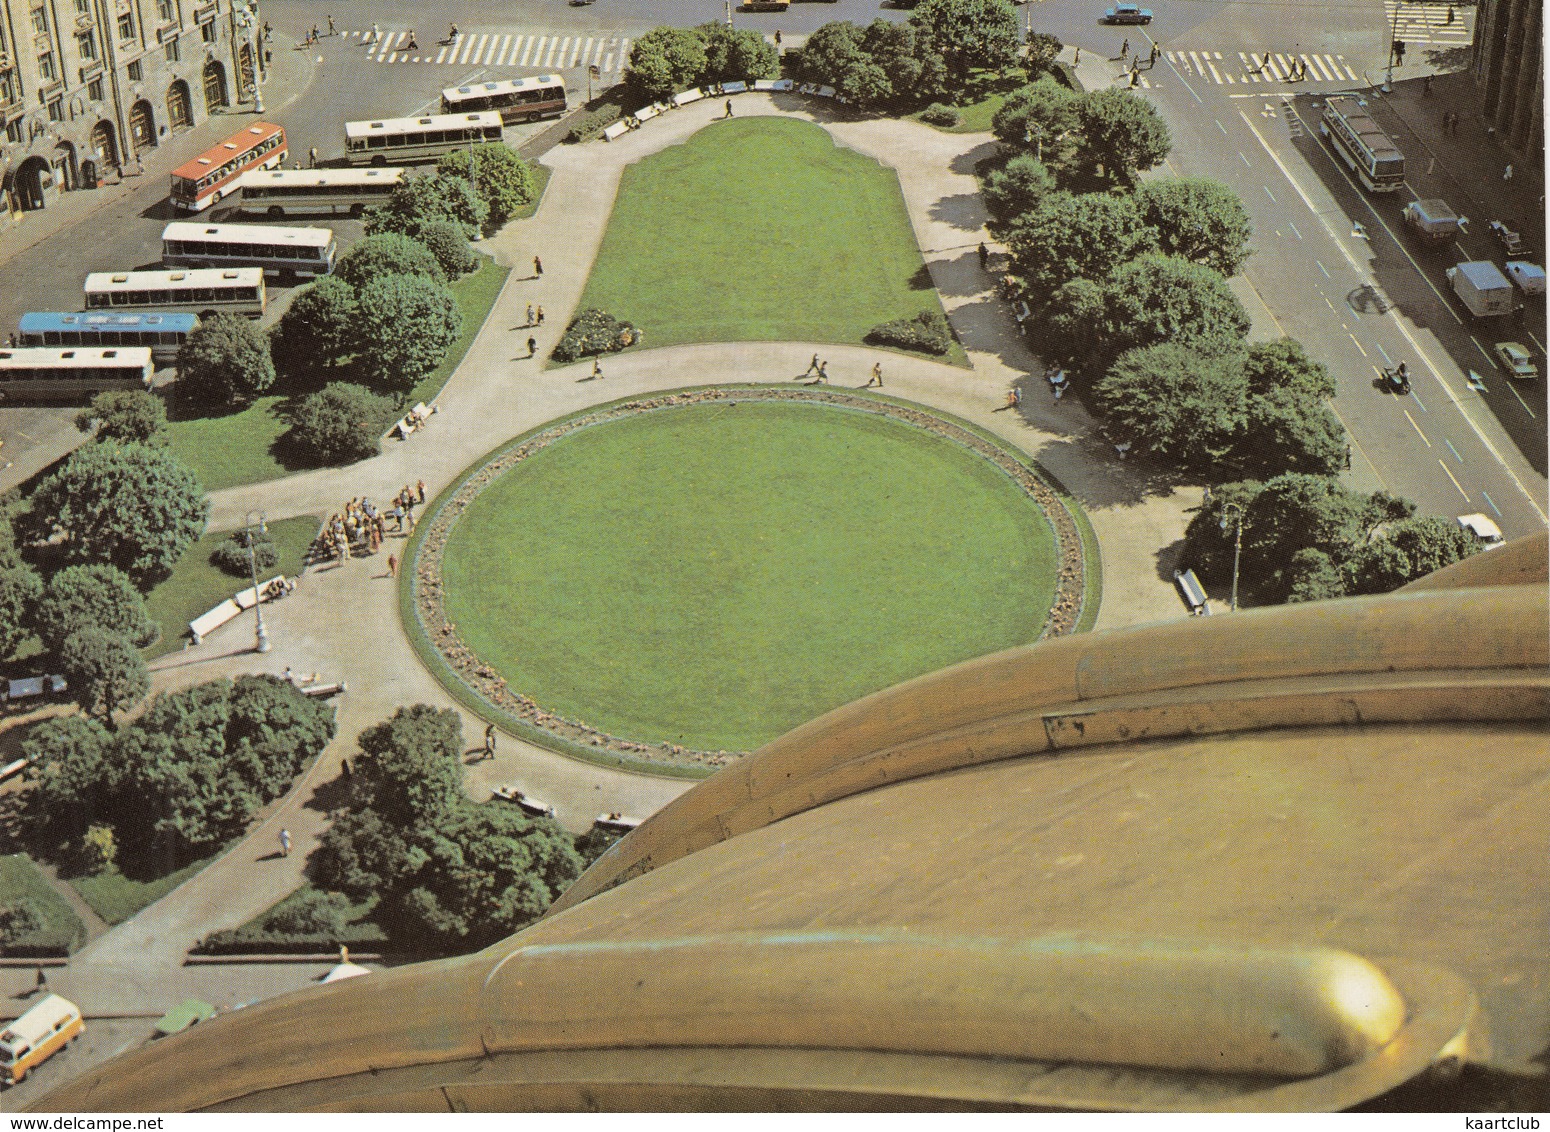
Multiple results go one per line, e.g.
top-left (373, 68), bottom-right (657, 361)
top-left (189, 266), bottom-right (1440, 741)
top-left (0, 0), bottom-right (1544, 1113)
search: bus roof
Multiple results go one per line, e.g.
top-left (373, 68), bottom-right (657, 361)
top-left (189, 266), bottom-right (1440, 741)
top-left (344, 111), bottom-right (503, 140)
top-left (171, 122), bottom-right (285, 182)
top-left (162, 221), bottom-right (335, 248)
top-left (442, 74), bottom-right (563, 101)
top-left (20, 311), bottom-right (200, 333)
top-left (1324, 95), bottom-right (1402, 161)
top-left (238, 168), bottom-right (406, 189)
top-left (85, 267), bottom-right (265, 290)
top-left (0, 995), bottom-right (81, 1052)
top-left (0, 346), bottom-right (153, 367)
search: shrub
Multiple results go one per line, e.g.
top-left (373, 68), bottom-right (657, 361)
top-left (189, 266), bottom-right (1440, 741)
top-left (335, 232), bottom-right (445, 290)
top-left (567, 103), bottom-right (623, 144)
top-left (864, 309), bottom-right (952, 355)
top-left (211, 529), bottom-right (279, 577)
top-left (262, 887), bottom-right (355, 936)
top-left (33, 563), bottom-right (156, 653)
top-left (198, 889), bottom-right (388, 954)
top-left (417, 220), bottom-right (480, 279)
top-left (919, 103), bottom-right (960, 127)
top-left (552, 308), bottom-right (644, 363)
top-left (0, 898), bottom-right (45, 945)
top-left (76, 825), bottom-right (118, 875)
top-left (285, 382), bottom-right (399, 466)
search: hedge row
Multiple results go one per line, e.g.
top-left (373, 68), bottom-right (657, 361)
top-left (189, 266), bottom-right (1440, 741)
top-left (863, 309), bottom-right (953, 355)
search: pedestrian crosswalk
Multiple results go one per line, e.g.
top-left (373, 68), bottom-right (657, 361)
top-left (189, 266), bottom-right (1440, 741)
top-left (1163, 50), bottom-right (1362, 85)
top-left (1382, 0), bottom-right (1474, 46)
top-left (344, 28), bottom-right (633, 73)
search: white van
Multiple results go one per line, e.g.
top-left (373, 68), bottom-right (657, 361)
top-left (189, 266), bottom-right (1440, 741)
top-left (1, 993), bottom-right (84, 1085)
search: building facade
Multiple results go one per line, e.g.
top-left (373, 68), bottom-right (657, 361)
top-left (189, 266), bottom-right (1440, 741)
top-left (0, 0), bottom-right (259, 223)
top-left (1471, 0), bottom-right (1543, 157)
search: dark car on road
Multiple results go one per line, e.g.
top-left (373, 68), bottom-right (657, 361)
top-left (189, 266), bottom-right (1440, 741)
top-left (1104, 3), bottom-right (1153, 23)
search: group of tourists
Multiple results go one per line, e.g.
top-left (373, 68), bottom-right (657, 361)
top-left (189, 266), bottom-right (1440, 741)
top-left (315, 481), bottom-right (428, 564)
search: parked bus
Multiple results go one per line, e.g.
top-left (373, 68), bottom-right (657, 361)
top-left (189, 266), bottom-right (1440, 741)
top-left (18, 311), bottom-right (197, 364)
top-left (440, 75), bottom-right (566, 123)
top-left (0, 995), bottom-right (84, 1085)
top-left (170, 122), bottom-right (289, 213)
top-left (1319, 95), bottom-right (1404, 192)
top-left (162, 221), bottom-right (337, 279)
top-left (236, 167), bottom-right (406, 217)
top-left (343, 111), bottom-right (503, 166)
top-left (0, 347), bottom-right (153, 402)
top-left (84, 268), bottom-right (267, 318)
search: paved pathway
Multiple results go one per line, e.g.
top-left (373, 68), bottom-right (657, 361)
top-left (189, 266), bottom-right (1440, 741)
top-left (4, 91), bottom-right (1200, 1026)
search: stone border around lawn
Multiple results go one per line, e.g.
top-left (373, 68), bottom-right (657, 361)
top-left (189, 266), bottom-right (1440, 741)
top-left (411, 386), bottom-right (1087, 770)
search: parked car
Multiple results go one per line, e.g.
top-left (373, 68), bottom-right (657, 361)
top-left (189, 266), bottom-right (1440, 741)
top-left (1493, 341), bottom-right (1538, 379)
top-left (1488, 219), bottom-right (1526, 258)
top-left (1457, 513), bottom-right (1505, 549)
top-left (1104, 3), bottom-right (1153, 23)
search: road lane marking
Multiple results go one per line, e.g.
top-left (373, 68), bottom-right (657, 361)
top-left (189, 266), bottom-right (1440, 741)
top-left (1505, 381), bottom-right (1536, 417)
top-left (1216, 118), bottom-right (1228, 134)
top-left (1316, 259), bottom-right (1331, 278)
top-left (1444, 437), bottom-right (1463, 462)
top-left (1375, 343), bottom-right (1393, 365)
top-left (1288, 220), bottom-right (1301, 239)
top-left (1438, 459), bottom-right (1470, 500)
top-left (1405, 409), bottom-right (1431, 445)
top-left (1239, 151), bottom-right (1252, 167)
top-left (1349, 332), bottom-right (1367, 355)
top-left (1481, 490), bottom-right (1501, 516)
top-left (1263, 185), bottom-right (1277, 202)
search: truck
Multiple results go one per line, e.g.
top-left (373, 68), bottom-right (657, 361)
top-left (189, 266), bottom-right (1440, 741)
top-left (1400, 198), bottom-right (1460, 242)
top-left (1505, 261), bottom-right (1546, 296)
top-left (1446, 260), bottom-right (1514, 318)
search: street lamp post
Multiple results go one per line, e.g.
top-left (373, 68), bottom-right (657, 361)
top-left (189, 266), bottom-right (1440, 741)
top-left (1219, 501), bottom-right (1245, 612)
top-left (1382, 0), bottom-right (1403, 92)
top-left (245, 510), bottom-right (271, 653)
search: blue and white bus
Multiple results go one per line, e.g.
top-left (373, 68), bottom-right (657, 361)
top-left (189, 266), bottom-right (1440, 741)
top-left (17, 311), bottom-right (197, 365)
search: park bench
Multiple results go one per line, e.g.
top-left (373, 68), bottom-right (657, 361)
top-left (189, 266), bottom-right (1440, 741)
top-left (602, 121), bottom-right (632, 141)
top-left (593, 812), bottom-right (642, 833)
top-left (1173, 568), bottom-right (1211, 616)
top-left (394, 402), bottom-right (434, 441)
top-left (492, 784), bottom-right (556, 817)
top-left (3, 674), bottom-right (67, 705)
top-left (188, 575), bottom-right (285, 644)
top-left (672, 88), bottom-right (705, 106)
top-left (722, 80), bottom-right (748, 94)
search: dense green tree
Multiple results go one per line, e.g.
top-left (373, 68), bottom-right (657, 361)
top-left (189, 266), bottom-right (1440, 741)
top-left (981, 153), bottom-right (1056, 229)
top-left (74, 390), bottom-right (168, 446)
top-left (270, 276), bottom-right (359, 380)
top-left (0, 506), bottom-right (20, 572)
top-left (366, 171), bottom-right (487, 241)
top-left (1037, 277), bottom-right (1107, 365)
top-left (0, 564), bottom-right (43, 660)
top-left (20, 716), bottom-right (115, 841)
top-left (335, 232), bottom-right (445, 290)
top-left (1093, 343), bottom-right (1245, 473)
top-left (1284, 547), bottom-right (1348, 604)
top-left (437, 143), bottom-right (538, 233)
top-left (1243, 337), bottom-right (1337, 400)
top-left (33, 563), bottom-right (156, 654)
top-left (697, 22), bottom-right (780, 85)
top-left (1343, 515), bottom-right (1478, 596)
top-left (176, 313), bottom-right (276, 405)
top-left (626, 26), bottom-right (709, 102)
top-left (909, 0), bottom-right (1020, 81)
top-left (58, 627), bottom-right (149, 726)
top-left (1239, 385), bottom-right (1349, 478)
top-left (864, 18), bottom-right (946, 105)
top-left (1024, 31), bottom-right (1062, 75)
top-left (30, 441), bottom-right (207, 587)
top-left (286, 382), bottom-right (398, 465)
top-left (416, 220), bottom-right (480, 280)
top-left (1098, 254), bottom-right (1251, 360)
top-left (991, 76), bottom-right (1078, 152)
top-left (796, 21), bottom-right (867, 88)
top-left (1137, 177), bottom-right (1253, 276)
top-left (1072, 88), bottom-right (1172, 180)
top-left (1005, 191), bottom-right (1157, 294)
top-left (351, 704), bottom-right (467, 828)
top-left (353, 275), bottom-right (461, 398)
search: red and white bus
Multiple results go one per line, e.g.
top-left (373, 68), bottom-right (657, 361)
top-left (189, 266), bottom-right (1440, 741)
top-left (170, 122), bottom-right (288, 213)
top-left (440, 75), bottom-right (567, 124)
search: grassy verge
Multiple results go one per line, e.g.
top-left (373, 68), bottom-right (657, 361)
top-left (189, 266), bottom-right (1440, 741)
top-left (69, 852), bottom-right (220, 926)
top-left (406, 258), bottom-right (512, 408)
top-left (0, 853), bottom-right (86, 955)
top-left (509, 163), bottom-right (552, 221)
top-left (574, 118), bottom-right (965, 364)
top-left (141, 515), bottom-right (320, 660)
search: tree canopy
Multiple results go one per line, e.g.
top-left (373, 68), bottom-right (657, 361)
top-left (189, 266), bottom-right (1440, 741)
top-left (1093, 343), bottom-right (1245, 472)
top-left (366, 172), bottom-right (487, 242)
top-left (1137, 177), bottom-right (1254, 276)
top-left (286, 381), bottom-right (399, 465)
top-left (1024, 31), bottom-right (1062, 75)
top-left (353, 275), bottom-right (461, 398)
top-left (1098, 254), bottom-right (1252, 360)
top-left (0, 565), bottom-right (43, 660)
top-left (176, 313), bottom-right (276, 405)
top-left (697, 22), bottom-right (780, 85)
top-left (981, 154), bottom-right (1057, 230)
top-left (1072, 88), bottom-right (1172, 181)
top-left (33, 563), bottom-right (156, 654)
top-left (796, 19), bottom-right (945, 109)
top-left (1343, 515), bottom-right (1478, 596)
top-left (417, 220), bottom-right (480, 280)
top-left (30, 441), bottom-right (208, 588)
top-left (437, 143), bottom-right (539, 234)
top-left (626, 26), bottom-right (710, 102)
top-left (1005, 191), bottom-right (1158, 294)
top-left (908, 0), bottom-right (1021, 81)
top-left (271, 275), bottom-right (359, 381)
top-left (335, 232), bottom-right (445, 290)
top-left (74, 390), bottom-right (168, 446)
top-left (58, 626), bottom-right (150, 725)
top-left (991, 76), bottom-right (1078, 153)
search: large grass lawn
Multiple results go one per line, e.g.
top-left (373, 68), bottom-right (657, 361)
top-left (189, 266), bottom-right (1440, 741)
top-left (0, 853), bottom-right (86, 953)
top-left (439, 401), bottom-right (1057, 751)
top-left (163, 259), bottom-right (511, 493)
top-left (142, 515), bottom-right (320, 659)
top-left (575, 118), bottom-right (961, 359)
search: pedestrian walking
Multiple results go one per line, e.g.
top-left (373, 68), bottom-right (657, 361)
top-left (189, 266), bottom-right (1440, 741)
top-left (309, 146), bottom-right (319, 167)
top-left (484, 722), bottom-right (496, 758)
top-left (1503, 164), bottom-right (1513, 181)
top-left (526, 302), bottom-right (535, 326)
top-left (533, 255), bottom-right (543, 277)
top-left (279, 828), bottom-right (292, 857)
top-left (725, 99), bottom-right (734, 117)
top-left (1121, 38), bottom-right (1130, 57)
top-left (774, 29), bottom-right (782, 45)
top-left (417, 479), bottom-right (426, 504)
top-left (978, 241), bottom-right (990, 271)
top-left (592, 358), bottom-right (603, 379)
top-left (1446, 4), bottom-right (1455, 22)
top-left (310, 24), bottom-right (319, 44)
top-left (1004, 387), bottom-right (1021, 410)
top-left (866, 362), bottom-right (883, 388)
top-left (341, 758), bottom-right (352, 779)
top-left (536, 305), bottom-right (545, 325)
top-left (405, 28), bottom-right (417, 50)
top-left (1149, 44), bottom-right (1158, 65)
top-left (1130, 68), bottom-right (1140, 87)
top-left (803, 352), bottom-right (820, 377)
top-left (371, 22), bottom-right (379, 43)
top-left (1423, 74), bottom-right (1433, 95)
top-left (327, 14), bottom-right (336, 35)
top-left (817, 360), bottom-right (829, 383)
top-left (387, 554), bottom-right (398, 577)
top-left (35, 965), bottom-right (48, 993)
top-left (527, 335), bottom-right (538, 357)
top-left (1073, 47), bottom-right (1080, 65)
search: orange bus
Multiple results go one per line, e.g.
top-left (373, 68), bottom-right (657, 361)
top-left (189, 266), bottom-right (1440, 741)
top-left (170, 122), bottom-right (288, 213)
top-left (0, 994), bottom-right (84, 1086)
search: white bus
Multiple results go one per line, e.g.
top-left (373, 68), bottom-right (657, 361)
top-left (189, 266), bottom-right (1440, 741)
top-left (1320, 95), bottom-right (1404, 193)
top-left (343, 111), bottom-right (504, 166)
top-left (84, 268), bottom-right (267, 318)
top-left (0, 347), bottom-right (153, 402)
top-left (162, 221), bottom-right (338, 279)
top-left (440, 75), bottom-right (566, 123)
top-left (236, 167), bottom-right (407, 217)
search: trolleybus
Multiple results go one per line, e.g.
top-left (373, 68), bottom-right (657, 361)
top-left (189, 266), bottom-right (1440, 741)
top-left (162, 221), bottom-right (337, 278)
top-left (440, 75), bottom-right (566, 123)
top-left (1320, 95), bottom-right (1404, 192)
top-left (17, 311), bottom-right (197, 364)
top-left (236, 167), bottom-right (406, 217)
top-left (84, 268), bottom-right (267, 318)
top-left (0, 347), bottom-right (154, 401)
top-left (170, 122), bottom-right (289, 212)
top-left (343, 111), bottom-right (503, 166)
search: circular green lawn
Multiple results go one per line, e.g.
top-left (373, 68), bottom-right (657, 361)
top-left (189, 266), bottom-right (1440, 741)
top-left (438, 401), bottom-right (1059, 752)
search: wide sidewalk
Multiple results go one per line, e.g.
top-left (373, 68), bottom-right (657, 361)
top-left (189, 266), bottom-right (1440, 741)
top-left (0, 93), bottom-right (1199, 1022)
